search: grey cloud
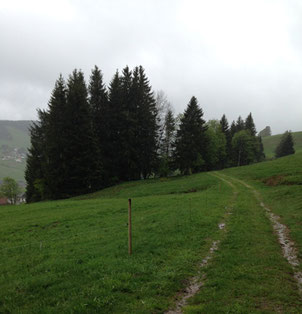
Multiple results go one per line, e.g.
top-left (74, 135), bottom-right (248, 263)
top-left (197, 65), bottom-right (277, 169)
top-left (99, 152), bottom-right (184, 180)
top-left (0, 0), bottom-right (301, 134)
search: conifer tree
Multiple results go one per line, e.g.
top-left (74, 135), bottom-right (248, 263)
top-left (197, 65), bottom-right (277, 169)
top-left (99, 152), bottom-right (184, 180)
top-left (63, 69), bottom-right (101, 196)
top-left (255, 135), bottom-right (265, 161)
top-left (44, 75), bottom-right (68, 199)
top-left (245, 113), bottom-right (257, 136)
top-left (88, 66), bottom-right (108, 186)
top-left (275, 131), bottom-right (295, 158)
top-left (230, 120), bottom-right (237, 138)
top-left (107, 70), bottom-right (123, 183)
top-left (174, 96), bottom-right (208, 174)
top-left (236, 116), bottom-right (245, 132)
top-left (136, 66), bottom-right (158, 179)
top-left (25, 110), bottom-right (48, 202)
top-left (220, 114), bottom-right (231, 167)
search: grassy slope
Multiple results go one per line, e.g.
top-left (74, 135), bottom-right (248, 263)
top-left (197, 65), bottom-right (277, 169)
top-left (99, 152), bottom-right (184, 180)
top-left (1, 154), bottom-right (302, 312)
top-left (0, 173), bottom-right (232, 313)
top-left (262, 131), bottom-right (302, 158)
top-left (0, 121), bottom-right (31, 183)
top-left (222, 152), bottom-right (302, 262)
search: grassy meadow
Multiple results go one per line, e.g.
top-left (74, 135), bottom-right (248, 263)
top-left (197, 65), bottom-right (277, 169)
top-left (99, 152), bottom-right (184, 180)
top-left (0, 173), bottom-right (232, 313)
top-left (1, 153), bottom-right (302, 312)
top-left (262, 131), bottom-right (302, 158)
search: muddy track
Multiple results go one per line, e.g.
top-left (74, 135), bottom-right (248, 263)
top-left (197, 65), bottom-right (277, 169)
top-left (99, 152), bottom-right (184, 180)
top-left (217, 173), bottom-right (302, 294)
top-left (165, 174), bottom-right (238, 313)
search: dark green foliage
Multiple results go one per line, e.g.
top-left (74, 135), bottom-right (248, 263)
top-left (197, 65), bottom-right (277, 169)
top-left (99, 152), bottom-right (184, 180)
top-left (230, 120), bottom-right (237, 138)
top-left (0, 176), bottom-right (22, 204)
top-left (25, 66), bottom-right (159, 202)
top-left (107, 71), bottom-right (123, 183)
top-left (236, 116), bottom-right (245, 132)
top-left (232, 130), bottom-right (255, 166)
top-left (259, 126), bottom-right (272, 137)
top-left (25, 110), bottom-right (48, 202)
top-left (44, 75), bottom-right (68, 199)
top-left (88, 66), bottom-right (108, 186)
top-left (162, 109), bottom-right (175, 158)
top-left (174, 96), bottom-right (208, 174)
top-left (135, 66), bottom-right (158, 179)
top-left (205, 120), bottom-right (227, 170)
top-left (255, 135), bottom-right (265, 162)
top-left (245, 112), bottom-right (257, 136)
top-left (220, 114), bottom-right (231, 167)
top-left (275, 131), bottom-right (295, 158)
top-left (63, 70), bottom-right (101, 196)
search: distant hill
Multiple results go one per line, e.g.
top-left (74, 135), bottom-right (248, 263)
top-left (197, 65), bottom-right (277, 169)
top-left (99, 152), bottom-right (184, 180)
top-left (0, 120), bottom-right (33, 184)
top-left (262, 131), bottom-right (302, 159)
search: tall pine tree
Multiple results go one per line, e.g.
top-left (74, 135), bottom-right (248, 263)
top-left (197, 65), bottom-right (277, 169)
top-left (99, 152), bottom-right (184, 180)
top-left (88, 66), bottom-right (108, 187)
top-left (220, 114), bottom-right (231, 167)
top-left (25, 110), bottom-right (48, 202)
top-left (275, 131), bottom-right (295, 158)
top-left (63, 69), bottom-right (101, 196)
top-left (174, 96), bottom-right (208, 174)
top-left (44, 75), bottom-right (68, 199)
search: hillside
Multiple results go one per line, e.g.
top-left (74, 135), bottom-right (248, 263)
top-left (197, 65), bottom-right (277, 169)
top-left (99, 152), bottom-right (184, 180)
top-left (0, 120), bottom-right (32, 184)
top-left (0, 153), bottom-right (301, 312)
top-left (262, 131), bottom-right (302, 159)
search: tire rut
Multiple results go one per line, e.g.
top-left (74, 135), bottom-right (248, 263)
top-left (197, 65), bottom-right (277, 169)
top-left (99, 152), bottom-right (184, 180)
top-left (165, 174), bottom-right (238, 313)
top-left (217, 173), bottom-right (302, 294)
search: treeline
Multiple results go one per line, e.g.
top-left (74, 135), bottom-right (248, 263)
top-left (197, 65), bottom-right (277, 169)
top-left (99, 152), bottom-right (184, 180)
top-left (25, 65), bottom-right (264, 202)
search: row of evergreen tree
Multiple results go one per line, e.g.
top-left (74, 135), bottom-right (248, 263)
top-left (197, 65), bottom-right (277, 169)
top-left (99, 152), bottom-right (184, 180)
top-left (157, 98), bottom-right (265, 176)
top-left (25, 65), bottom-right (264, 202)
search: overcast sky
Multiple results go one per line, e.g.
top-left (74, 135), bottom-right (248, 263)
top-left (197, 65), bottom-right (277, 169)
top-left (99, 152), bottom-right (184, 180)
top-left (1, 0), bottom-right (302, 134)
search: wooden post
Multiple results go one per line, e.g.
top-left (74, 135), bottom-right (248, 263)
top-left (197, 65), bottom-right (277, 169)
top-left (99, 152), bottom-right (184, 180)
top-left (128, 198), bottom-right (132, 255)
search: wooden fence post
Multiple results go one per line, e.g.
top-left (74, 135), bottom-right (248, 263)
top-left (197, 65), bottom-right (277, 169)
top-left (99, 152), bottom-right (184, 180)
top-left (128, 198), bottom-right (132, 255)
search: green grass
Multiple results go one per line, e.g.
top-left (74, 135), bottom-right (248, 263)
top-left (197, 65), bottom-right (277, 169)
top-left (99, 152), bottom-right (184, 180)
top-left (1, 154), bottom-right (302, 312)
top-left (0, 173), bottom-right (232, 313)
top-left (186, 174), bottom-right (301, 313)
top-left (262, 131), bottom-right (302, 158)
top-left (222, 152), bottom-right (302, 264)
top-left (0, 160), bottom-right (26, 183)
top-left (0, 121), bottom-right (31, 184)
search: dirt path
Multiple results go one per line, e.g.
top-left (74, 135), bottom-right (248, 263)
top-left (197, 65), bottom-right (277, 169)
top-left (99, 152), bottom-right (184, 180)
top-left (165, 174), bottom-right (238, 314)
top-left (218, 173), bottom-right (302, 294)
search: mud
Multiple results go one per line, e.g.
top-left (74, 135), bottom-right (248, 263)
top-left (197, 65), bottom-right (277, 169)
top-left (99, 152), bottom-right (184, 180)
top-left (227, 176), bottom-right (302, 294)
top-left (166, 174), bottom-right (237, 313)
top-left (165, 240), bottom-right (220, 314)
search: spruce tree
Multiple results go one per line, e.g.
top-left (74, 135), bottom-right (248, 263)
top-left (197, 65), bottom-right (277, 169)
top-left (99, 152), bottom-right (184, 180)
top-left (174, 96), bottom-right (208, 174)
top-left (255, 135), bottom-right (265, 161)
top-left (220, 114), bottom-right (231, 167)
top-left (25, 110), bottom-right (48, 202)
top-left (44, 75), bottom-right (68, 199)
top-left (64, 69), bottom-right (101, 196)
top-left (245, 113), bottom-right (257, 136)
top-left (230, 120), bottom-right (237, 138)
top-left (236, 116), bottom-right (245, 132)
top-left (88, 66), bottom-right (107, 187)
top-left (136, 66), bottom-right (158, 179)
top-left (107, 71), bottom-right (123, 183)
top-left (275, 131), bottom-right (295, 158)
